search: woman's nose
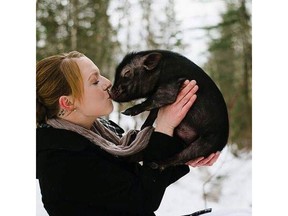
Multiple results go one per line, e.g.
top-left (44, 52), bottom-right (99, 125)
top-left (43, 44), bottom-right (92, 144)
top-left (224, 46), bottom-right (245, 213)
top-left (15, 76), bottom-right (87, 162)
top-left (102, 76), bottom-right (112, 91)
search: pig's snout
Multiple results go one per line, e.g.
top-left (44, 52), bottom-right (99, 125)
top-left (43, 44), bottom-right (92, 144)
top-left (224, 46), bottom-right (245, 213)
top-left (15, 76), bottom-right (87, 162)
top-left (109, 87), bottom-right (122, 101)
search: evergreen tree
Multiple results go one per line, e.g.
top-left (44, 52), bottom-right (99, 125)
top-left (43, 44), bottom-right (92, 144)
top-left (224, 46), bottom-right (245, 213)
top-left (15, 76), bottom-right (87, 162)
top-left (204, 0), bottom-right (252, 150)
top-left (36, 0), bottom-right (118, 79)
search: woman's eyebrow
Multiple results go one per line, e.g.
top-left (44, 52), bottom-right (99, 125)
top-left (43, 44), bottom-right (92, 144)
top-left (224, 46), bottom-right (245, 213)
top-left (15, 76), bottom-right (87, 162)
top-left (88, 71), bottom-right (100, 80)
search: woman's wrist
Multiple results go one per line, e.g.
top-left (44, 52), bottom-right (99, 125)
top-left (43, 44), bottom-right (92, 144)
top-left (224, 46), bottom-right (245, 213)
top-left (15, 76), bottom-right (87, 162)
top-left (154, 124), bottom-right (174, 137)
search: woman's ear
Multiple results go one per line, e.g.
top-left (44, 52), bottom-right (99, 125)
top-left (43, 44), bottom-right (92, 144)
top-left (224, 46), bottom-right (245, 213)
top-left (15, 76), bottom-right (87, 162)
top-left (59, 96), bottom-right (74, 111)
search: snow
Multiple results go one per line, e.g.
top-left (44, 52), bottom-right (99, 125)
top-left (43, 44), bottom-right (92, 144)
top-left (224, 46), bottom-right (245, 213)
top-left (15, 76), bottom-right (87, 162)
top-left (36, 144), bottom-right (252, 216)
top-left (155, 145), bottom-right (251, 216)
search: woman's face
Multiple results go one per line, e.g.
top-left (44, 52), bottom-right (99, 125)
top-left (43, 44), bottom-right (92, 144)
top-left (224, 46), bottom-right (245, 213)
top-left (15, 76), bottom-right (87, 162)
top-left (74, 56), bottom-right (113, 119)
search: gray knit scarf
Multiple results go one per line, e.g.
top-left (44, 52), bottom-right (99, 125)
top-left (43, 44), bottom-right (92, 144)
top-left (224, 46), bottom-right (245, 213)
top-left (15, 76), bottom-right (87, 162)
top-left (47, 118), bottom-right (154, 157)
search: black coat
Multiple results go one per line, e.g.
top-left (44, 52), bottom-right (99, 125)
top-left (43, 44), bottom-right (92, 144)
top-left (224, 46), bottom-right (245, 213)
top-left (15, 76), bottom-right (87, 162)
top-left (36, 124), bottom-right (189, 216)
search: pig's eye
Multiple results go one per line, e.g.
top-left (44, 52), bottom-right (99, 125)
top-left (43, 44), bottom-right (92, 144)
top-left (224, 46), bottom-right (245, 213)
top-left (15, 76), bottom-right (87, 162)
top-left (123, 70), bottom-right (131, 78)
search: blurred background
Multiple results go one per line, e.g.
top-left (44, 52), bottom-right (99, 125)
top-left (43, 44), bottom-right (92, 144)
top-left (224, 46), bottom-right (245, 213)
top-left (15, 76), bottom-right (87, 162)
top-left (36, 0), bottom-right (252, 215)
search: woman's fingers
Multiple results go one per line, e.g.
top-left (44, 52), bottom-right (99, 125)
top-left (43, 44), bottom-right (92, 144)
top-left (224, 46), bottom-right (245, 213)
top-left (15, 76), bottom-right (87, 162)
top-left (185, 157), bottom-right (205, 167)
top-left (176, 81), bottom-right (198, 118)
top-left (185, 152), bottom-right (221, 167)
top-left (180, 80), bottom-right (190, 90)
top-left (204, 152), bottom-right (220, 166)
top-left (180, 94), bottom-right (197, 114)
top-left (196, 153), bottom-right (216, 166)
top-left (175, 80), bottom-right (197, 104)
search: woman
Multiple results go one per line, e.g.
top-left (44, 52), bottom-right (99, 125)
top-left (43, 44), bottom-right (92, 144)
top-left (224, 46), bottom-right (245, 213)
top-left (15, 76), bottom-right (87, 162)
top-left (36, 51), bottom-right (220, 216)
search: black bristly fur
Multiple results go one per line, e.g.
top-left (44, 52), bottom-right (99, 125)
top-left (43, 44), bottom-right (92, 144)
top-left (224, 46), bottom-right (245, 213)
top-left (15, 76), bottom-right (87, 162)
top-left (110, 50), bottom-right (229, 169)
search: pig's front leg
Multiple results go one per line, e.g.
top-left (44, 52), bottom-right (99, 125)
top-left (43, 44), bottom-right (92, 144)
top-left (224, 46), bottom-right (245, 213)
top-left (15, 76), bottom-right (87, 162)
top-left (122, 79), bottom-right (185, 116)
top-left (141, 109), bottom-right (159, 129)
top-left (122, 99), bottom-right (158, 116)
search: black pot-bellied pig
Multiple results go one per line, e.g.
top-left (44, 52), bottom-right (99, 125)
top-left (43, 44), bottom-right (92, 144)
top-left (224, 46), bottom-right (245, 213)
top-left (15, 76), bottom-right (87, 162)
top-left (110, 50), bottom-right (229, 169)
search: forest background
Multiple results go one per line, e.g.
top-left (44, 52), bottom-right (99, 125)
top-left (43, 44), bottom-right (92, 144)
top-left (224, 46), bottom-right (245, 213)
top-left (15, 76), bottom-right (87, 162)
top-left (36, 0), bottom-right (252, 151)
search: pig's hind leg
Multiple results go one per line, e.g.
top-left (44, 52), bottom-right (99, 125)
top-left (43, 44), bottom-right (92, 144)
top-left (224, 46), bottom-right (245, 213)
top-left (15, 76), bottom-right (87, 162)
top-left (175, 122), bottom-right (199, 146)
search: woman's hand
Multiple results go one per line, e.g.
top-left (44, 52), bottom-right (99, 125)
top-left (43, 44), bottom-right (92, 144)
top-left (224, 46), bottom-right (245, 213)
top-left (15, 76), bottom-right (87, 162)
top-left (185, 152), bottom-right (221, 167)
top-left (155, 80), bottom-right (198, 136)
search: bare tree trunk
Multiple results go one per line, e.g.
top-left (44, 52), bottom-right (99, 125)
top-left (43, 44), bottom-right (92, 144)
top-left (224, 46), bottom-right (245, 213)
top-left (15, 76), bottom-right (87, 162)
top-left (70, 0), bottom-right (78, 50)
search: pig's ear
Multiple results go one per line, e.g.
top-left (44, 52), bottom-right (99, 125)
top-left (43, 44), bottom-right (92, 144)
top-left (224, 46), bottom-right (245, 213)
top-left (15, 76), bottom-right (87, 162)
top-left (143, 53), bottom-right (162, 71)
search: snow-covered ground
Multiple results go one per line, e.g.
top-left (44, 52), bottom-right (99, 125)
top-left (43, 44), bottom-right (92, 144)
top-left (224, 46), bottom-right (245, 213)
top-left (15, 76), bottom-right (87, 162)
top-left (36, 144), bottom-right (252, 216)
top-left (155, 145), bottom-right (252, 216)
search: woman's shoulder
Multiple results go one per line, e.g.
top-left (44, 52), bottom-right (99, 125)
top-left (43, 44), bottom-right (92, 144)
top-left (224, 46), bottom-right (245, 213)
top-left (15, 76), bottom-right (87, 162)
top-left (37, 126), bottom-right (92, 152)
top-left (36, 126), bottom-right (120, 162)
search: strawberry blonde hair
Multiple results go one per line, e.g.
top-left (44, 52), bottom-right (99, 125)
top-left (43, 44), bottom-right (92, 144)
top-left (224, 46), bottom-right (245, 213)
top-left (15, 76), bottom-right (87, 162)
top-left (36, 51), bottom-right (85, 125)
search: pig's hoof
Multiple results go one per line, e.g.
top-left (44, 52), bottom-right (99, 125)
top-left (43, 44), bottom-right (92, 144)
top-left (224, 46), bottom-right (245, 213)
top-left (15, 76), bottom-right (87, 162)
top-left (122, 108), bottom-right (138, 116)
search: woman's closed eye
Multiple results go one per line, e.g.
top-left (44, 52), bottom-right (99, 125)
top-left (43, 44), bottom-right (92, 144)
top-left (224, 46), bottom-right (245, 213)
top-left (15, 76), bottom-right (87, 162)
top-left (93, 80), bottom-right (99, 85)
